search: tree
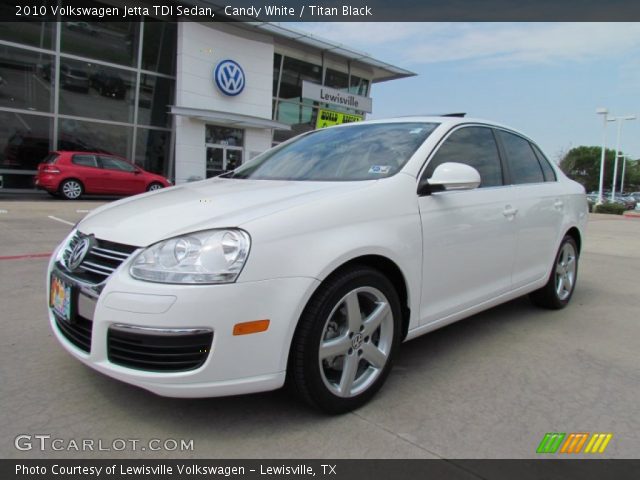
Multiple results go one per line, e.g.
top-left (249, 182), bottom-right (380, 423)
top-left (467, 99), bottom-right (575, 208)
top-left (559, 146), bottom-right (640, 193)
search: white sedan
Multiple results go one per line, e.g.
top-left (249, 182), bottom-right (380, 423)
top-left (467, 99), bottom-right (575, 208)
top-left (47, 116), bottom-right (588, 413)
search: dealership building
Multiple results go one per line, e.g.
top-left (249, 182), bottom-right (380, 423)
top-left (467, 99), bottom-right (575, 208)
top-left (0, 12), bottom-right (414, 188)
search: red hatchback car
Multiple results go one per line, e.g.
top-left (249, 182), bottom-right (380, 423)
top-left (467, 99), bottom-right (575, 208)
top-left (36, 151), bottom-right (171, 200)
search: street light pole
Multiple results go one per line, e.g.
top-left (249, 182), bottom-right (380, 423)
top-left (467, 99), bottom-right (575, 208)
top-left (620, 154), bottom-right (629, 194)
top-left (610, 115), bottom-right (636, 202)
top-left (595, 108), bottom-right (609, 205)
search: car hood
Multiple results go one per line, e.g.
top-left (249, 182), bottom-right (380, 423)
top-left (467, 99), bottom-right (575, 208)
top-left (78, 178), bottom-right (373, 247)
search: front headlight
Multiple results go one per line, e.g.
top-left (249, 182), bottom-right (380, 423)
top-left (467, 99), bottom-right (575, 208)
top-left (130, 229), bottom-right (250, 284)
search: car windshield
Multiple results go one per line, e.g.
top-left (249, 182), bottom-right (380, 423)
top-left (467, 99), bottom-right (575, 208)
top-left (225, 122), bottom-right (438, 181)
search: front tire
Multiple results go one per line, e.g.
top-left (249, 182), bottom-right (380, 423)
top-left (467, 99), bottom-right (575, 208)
top-left (530, 235), bottom-right (579, 309)
top-left (289, 266), bottom-right (401, 414)
top-left (147, 182), bottom-right (163, 192)
top-left (59, 179), bottom-right (83, 200)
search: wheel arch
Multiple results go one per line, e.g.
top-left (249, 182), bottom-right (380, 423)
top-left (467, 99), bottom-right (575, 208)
top-left (296, 254), bottom-right (412, 344)
top-left (565, 226), bottom-right (582, 254)
top-left (285, 254), bottom-right (412, 411)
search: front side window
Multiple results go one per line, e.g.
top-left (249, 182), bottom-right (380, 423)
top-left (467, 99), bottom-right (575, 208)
top-left (497, 130), bottom-right (545, 184)
top-left (423, 126), bottom-right (503, 188)
top-left (228, 122), bottom-right (438, 181)
top-left (99, 156), bottom-right (135, 172)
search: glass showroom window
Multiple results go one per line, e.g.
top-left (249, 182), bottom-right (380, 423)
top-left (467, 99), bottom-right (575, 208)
top-left (0, 15), bottom-right (176, 188)
top-left (60, 19), bottom-right (140, 68)
top-left (0, 44), bottom-right (54, 113)
top-left (135, 128), bottom-right (171, 176)
top-left (325, 68), bottom-right (349, 90)
top-left (0, 111), bottom-right (52, 175)
top-left (0, 21), bottom-right (56, 50)
top-left (350, 75), bottom-right (369, 96)
top-left (141, 20), bottom-right (176, 75)
top-left (58, 118), bottom-right (133, 160)
top-left (137, 74), bottom-right (174, 128)
top-left (279, 56), bottom-right (322, 102)
top-left (58, 59), bottom-right (136, 124)
top-left (273, 101), bottom-right (315, 144)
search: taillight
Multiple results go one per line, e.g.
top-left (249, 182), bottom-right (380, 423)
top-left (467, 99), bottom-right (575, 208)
top-left (43, 166), bottom-right (61, 174)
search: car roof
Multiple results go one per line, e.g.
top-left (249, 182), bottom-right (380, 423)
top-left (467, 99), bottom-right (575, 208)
top-left (55, 151), bottom-right (119, 156)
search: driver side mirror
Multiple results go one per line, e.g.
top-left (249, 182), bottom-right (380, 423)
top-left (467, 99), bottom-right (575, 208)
top-left (418, 162), bottom-right (481, 196)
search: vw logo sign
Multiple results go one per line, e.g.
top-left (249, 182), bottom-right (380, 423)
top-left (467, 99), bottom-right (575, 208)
top-left (214, 59), bottom-right (245, 96)
top-left (67, 237), bottom-right (91, 271)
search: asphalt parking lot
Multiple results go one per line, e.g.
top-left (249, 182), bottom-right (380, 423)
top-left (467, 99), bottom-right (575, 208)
top-left (1, 196), bottom-right (638, 459)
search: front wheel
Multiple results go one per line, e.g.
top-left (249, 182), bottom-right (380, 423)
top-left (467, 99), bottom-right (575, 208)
top-left (530, 235), bottom-right (579, 309)
top-left (289, 266), bottom-right (401, 413)
top-left (147, 182), bottom-right (163, 192)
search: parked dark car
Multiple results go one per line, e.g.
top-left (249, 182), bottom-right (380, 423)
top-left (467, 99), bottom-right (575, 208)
top-left (65, 22), bottom-right (98, 36)
top-left (60, 64), bottom-right (90, 93)
top-left (90, 69), bottom-right (126, 99)
top-left (36, 151), bottom-right (172, 199)
top-left (614, 194), bottom-right (637, 210)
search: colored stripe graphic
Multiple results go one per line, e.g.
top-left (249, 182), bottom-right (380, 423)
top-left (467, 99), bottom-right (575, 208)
top-left (584, 433), bottom-right (613, 453)
top-left (536, 433), bottom-right (566, 453)
top-left (560, 433), bottom-right (589, 453)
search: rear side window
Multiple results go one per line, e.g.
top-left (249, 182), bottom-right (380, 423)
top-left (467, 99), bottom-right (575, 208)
top-left (42, 153), bottom-right (59, 164)
top-left (72, 154), bottom-right (98, 168)
top-left (497, 131), bottom-right (545, 184)
top-left (424, 126), bottom-right (503, 188)
top-left (530, 143), bottom-right (557, 182)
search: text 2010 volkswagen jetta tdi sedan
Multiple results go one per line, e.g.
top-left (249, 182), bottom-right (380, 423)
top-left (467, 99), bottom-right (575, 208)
top-left (47, 117), bottom-right (588, 413)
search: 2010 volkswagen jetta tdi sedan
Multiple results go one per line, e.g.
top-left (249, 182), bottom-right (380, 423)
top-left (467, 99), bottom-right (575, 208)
top-left (47, 116), bottom-right (588, 413)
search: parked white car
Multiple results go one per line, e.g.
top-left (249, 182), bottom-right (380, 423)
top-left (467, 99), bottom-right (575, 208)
top-left (47, 117), bottom-right (588, 413)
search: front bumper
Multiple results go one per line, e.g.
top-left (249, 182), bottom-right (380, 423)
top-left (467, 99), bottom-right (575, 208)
top-left (47, 249), bottom-right (319, 398)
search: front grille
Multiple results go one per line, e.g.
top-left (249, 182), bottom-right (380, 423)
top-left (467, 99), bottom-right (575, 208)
top-left (61, 233), bottom-right (137, 284)
top-left (107, 325), bottom-right (214, 372)
top-left (54, 314), bottom-right (92, 353)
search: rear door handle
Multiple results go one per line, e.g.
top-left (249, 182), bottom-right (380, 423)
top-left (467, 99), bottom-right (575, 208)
top-left (554, 199), bottom-right (564, 210)
top-left (503, 206), bottom-right (518, 219)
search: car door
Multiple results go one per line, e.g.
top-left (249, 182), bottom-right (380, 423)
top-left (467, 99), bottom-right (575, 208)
top-left (69, 154), bottom-right (108, 193)
top-left (98, 155), bottom-right (144, 194)
top-left (417, 125), bottom-right (517, 326)
top-left (495, 130), bottom-right (565, 288)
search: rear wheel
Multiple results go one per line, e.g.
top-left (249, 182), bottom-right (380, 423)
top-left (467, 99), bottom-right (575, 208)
top-left (59, 179), bottom-right (83, 200)
top-left (147, 182), bottom-right (163, 192)
top-left (289, 266), bottom-right (401, 413)
top-left (530, 235), bottom-right (579, 309)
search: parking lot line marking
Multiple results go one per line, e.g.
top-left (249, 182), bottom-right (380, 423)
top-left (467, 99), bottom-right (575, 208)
top-left (76, 209), bottom-right (91, 213)
top-left (0, 253), bottom-right (51, 261)
top-left (0, 209), bottom-right (8, 214)
top-left (48, 215), bottom-right (75, 226)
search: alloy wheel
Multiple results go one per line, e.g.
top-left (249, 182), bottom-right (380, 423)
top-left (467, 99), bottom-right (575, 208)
top-left (318, 286), bottom-right (394, 398)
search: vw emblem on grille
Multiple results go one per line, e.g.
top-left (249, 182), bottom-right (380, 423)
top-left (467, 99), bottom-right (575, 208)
top-left (214, 59), bottom-right (245, 96)
top-left (68, 237), bottom-right (91, 271)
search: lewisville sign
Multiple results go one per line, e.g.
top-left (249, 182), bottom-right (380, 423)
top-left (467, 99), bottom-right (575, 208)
top-left (302, 81), bottom-right (373, 113)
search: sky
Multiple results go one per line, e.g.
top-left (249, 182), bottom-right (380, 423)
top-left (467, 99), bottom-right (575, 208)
top-left (292, 22), bottom-right (640, 162)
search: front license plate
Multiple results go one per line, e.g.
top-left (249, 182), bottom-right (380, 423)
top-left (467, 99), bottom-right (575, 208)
top-left (50, 274), bottom-right (72, 322)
